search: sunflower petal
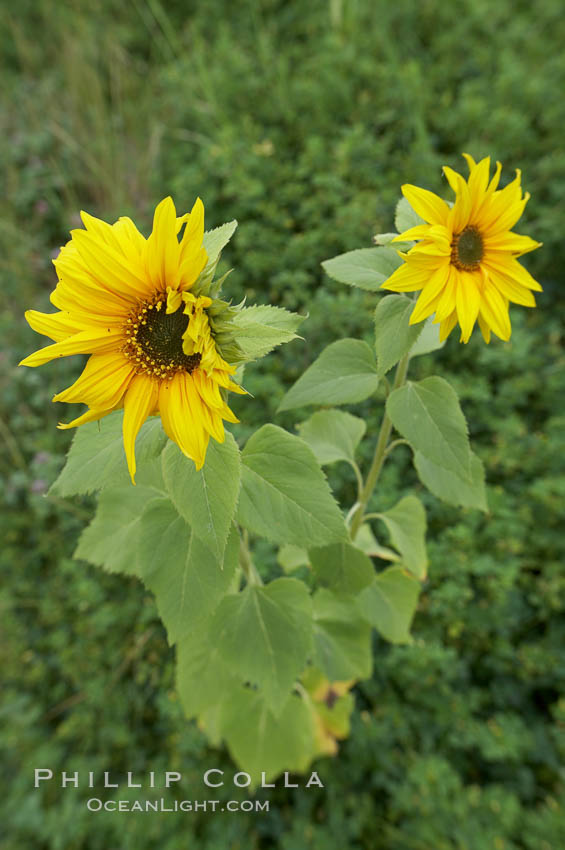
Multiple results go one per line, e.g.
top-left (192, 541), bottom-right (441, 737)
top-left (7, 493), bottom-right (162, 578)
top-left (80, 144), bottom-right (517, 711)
top-left (72, 228), bottom-right (150, 298)
top-left (485, 256), bottom-right (543, 292)
top-left (484, 232), bottom-right (541, 256)
top-left (455, 271), bottom-right (481, 343)
top-left (486, 268), bottom-right (537, 307)
top-left (25, 310), bottom-right (82, 342)
top-left (180, 197), bottom-right (205, 259)
top-left (479, 282), bottom-right (511, 341)
top-left (381, 262), bottom-right (428, 293)
top-left (409, 264), bottom-right (450, 324)
top-left (466, 156), bottom-right (491, 220)
top-left (57, 407), bottom-right (116, 430)
top-left (477, 315), bottom-right (491, 344)
top-left (19, 328), bottom-right (126, 367)
top-left (146, 196), bottom-right (181, 290)
top-left (53, 353), bottom-right (135, 408)
top-left (401, 185), bottom-right (450, 225)
top-left (393, 224), bottom-right (434, 242)
top-left (439, 311), bottom-right (458, 342)
top-left (444, 167), bottom-right (472, 232)
top-left (123, 374), bottom-right (160, 484)
top-left (159, 373), bottom-right (209, 469)
top-left (433, 267), bottom-right (458, 322)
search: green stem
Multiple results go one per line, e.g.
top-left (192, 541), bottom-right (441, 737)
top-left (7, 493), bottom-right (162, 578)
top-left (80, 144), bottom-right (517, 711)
top-left (347, 459), bottom-right (364, 501)
top-left (239, 530), bottom-right (263, 586)
top-left (349, 353), bottom-right (410, 541)
top-left (383, 438), bottom-right (411, 457)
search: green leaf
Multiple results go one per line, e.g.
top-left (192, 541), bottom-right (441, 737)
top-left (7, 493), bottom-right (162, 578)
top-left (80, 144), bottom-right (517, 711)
top-left (322, 247), bottom-right (402, 291)
top-left (357, 566), bottom-right (420, 644)
top-left (374, 294), bottom-right (424, 376)
top-left (220, 687), bottom-right (316, 782)
top-left (74, 485), bottom-right (164, 575)
top-left (353, 524), bottom-right (399, 562)
top-left (387, 376), bottom-right (471, 481)
top-left (195, 220), bottom-right (237, 291)
top-left (231, 305), bottom-right (305, 360)
top-left (312, 589), bottom-right (372, 680)
top-left (409, 316), bottom-right (446, 357)
top-left (309, 542), bottom-right (375, 594)
top-left (162, 432), bottom-right (241, 560)
top-left (296, 409), bottom-right (366, 466)
top-left (395, 197), bottom-right (425, 233)
top-left (138, 500), bottom-right (238, 644)
top-left (374, 232), bottom-right (411, 248)
top-left (238, 425), bottom-right (348, 547)
top-left (211, 577), bottom-right (313, 714)
top-left (376, 495), bottom-right (428, 579)
top-left (414, 450), bottom-right (488, 511)
top-left (203, 220), bottom-right (237, 263)
top-left (277, 544), bottom-right (309, 573)
top-left (50, 412), bottom-right (167, 497)
top-left (176, 620), bottom-right (239, 718)
top-left (278, 339), bottom-right (380, 412)
top-left (315, 693), bottom-right (355, 745)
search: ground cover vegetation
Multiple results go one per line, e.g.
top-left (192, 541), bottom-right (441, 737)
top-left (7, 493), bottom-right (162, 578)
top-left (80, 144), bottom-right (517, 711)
top-left (1, 0), bottom-right (564, 847)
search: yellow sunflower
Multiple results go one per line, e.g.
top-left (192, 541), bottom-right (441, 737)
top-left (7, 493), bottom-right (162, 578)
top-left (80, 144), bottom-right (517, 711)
top-left (20, 197), bottom-right (245, 482)
top-left (382, 154), bottom-right (542, 343)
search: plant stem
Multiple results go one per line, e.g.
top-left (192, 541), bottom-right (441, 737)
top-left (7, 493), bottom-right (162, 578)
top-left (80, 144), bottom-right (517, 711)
top-left (349, 353), bottom-right (410, 540)
top-left (383, 438), bottom-right (411, 457)
top-left (239, 530), bottom-right (263, 586)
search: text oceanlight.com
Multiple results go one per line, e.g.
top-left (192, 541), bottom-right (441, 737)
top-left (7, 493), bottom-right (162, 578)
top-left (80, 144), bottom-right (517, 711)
top-left (86, 798), bottom-right (269, 813)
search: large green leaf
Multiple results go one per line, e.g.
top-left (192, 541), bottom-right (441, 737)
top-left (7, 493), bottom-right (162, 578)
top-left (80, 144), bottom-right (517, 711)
top-left (322, 247), bottom-right (402, 291)
top-left (138, 500), bottom-right (238, 644)
top-left (414, 450), bottom-right (488, 511)
top-left (374, 294), bottom-right (424, 376)
top-left (309, 542), bottom-right (375, 594)
top-left (231, 305), bottom-right (305, 360)
top-left (278, 339), bottom-right (380, 412)
top-left (376, 495), bottom-right (428, 579)
top-left (211, 577), bottom-right (313, 714)
top-left (312, 589), bottom-right (373, 680)
top-left (395, 197), bottom-right (425, 233)
top-left (297, 409), bottom-right (366, 467)
top-left (74, 483), bottom-right (165, 575)
top-left (220, 687), bottom-right (316, 782)
top-left (387, 376), bottom-right (471, 481)
top-left (238, 425), bottom-right (347, 547)
top-left (162, 432), bottom-right (240, 560)
top-left (357, 567), bottom-right (420, 644)
top-left (176, 619), bottom-right (239, 718)
top-left (50, 412), bottom-right (167, 496)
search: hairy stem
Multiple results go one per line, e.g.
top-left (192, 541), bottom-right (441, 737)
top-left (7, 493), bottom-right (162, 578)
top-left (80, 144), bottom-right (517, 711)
top-left (349, 353), bottom-right (410, 540)
top-left (239, 530), bottom-right (263, 586)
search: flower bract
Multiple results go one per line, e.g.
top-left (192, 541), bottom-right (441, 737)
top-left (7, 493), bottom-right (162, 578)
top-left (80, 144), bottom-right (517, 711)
top-left (382, 155), bottom-right (542, 343)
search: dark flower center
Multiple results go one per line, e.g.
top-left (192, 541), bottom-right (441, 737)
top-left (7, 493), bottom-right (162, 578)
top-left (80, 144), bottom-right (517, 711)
top-left (123, 298), bottom-right (201, 379)
top-left (451, 226), bottom-right (484, 271)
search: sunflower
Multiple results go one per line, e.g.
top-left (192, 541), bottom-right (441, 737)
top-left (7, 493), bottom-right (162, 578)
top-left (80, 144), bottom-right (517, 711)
top-left (382, 154), bottom-right (542, 343)
top-left (19, 197), bottom-right (246, 482)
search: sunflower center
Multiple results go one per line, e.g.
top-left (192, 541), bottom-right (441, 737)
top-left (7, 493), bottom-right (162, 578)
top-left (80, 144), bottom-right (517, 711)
top-left (123, 297), bottom-right (201, 379)
top-left (451, 226), bottom-right (484, 271)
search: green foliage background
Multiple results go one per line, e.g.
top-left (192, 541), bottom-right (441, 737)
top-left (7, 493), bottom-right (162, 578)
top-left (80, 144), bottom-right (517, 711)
top-left (1, 0), bottom-right (564, 847)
